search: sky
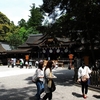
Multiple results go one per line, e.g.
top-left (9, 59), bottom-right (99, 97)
top-left (0, 0), bottom-right (43, 25)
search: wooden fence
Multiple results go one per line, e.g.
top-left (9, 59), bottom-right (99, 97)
top-left (90, 70), bottom-right (100, 88)
top-left (74, 68), bottom-right (100, 90)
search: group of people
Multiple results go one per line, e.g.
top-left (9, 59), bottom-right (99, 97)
top-left (8, 58), bottom-right (33, 69)
top-left (19, 58), bottom-right (33, 69)
top-left (32, 60), bottom-right (56, 100)
top-left (8, 58), bottom-right (16, 68)
top-left (33, 59), bottom-right (92, 100)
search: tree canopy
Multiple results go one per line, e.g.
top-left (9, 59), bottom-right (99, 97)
top-left (41, 0), bottom-right (100, 64)
top-left (0, 4), bottom-right (45, 48)
top-left (0, 12), bottom-right (11, 41)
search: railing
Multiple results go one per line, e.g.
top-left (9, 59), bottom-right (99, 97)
top-left (90, 69), bottom-right (100, 88)
top-left (74, 67), bottom-right (100, 90)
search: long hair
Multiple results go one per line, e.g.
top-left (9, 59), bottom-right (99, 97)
top-left (82, 61), bottom-right (85, 68)
top-left (45, 60), bottom-right (53, 71)
top-left (38, 62), bottom-right (43, 70)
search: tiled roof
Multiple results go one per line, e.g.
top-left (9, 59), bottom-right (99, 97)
top-left (6, 48), bottom-right (32, 53)
top-left (18, 42), bottom-right (30, 48)
top-left (0, 42), bottom-right (11, 50)
top-left (26, 34), bottom-right (48, 46)
top-left (22, 33), bottom-right (74, 47)
top-left (18, 34), bottom-right (44, 48)
top-left (26, 34), bottom-right (43, 43)
top-left (0, 44), bottom-right (6, 52)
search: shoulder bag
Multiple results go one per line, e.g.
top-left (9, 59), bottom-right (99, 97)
top-left (81, 68), bottom-right (89, 82)
top-left (47, 72), bottom-right (56, 92)
top-left (32, 69), bottom-right (38, 83)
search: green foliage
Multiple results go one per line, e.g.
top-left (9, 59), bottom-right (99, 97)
top-left (0, 3), bottom-right (45, 48)
top-left (0, 12), bottom-right (10, 24)
top-left (18, 19), bottom-right (27, 28)
top-left (41, 0), bottom-right (100, 64)
top-left (27, 3), bottom-right (44, 29)
top-left (26, 27), bottom-right (39, 35)
top-left (7, 32), bottom-right (22, 49)
top-left (18, 27), bottom-right (27, 42)
top-left (41, 0), bottom-right (100, 41)
top-left (0, 12), bottom-right (11, 41)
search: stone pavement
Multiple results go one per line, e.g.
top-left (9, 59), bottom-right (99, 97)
top-left (0, 65), bottom-right (36, 77)
top-left (0, 65), bottom-right (100, 100)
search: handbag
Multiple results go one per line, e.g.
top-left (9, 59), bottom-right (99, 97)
top-left (32, 69), bottom-right (38, 83)
top-left (81, 68), bottom-right (89, 82)
top-left (47, 72), bottom-right (56, 92)
top-left (77, 78), bottom-right (81, 83)
top-left (51, 79), bottom-right (56, 92)
top-left (81, 75), bottom-right (88, 82)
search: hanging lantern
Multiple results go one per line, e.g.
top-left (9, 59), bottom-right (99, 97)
top-left (49, 49), bottom-right (53, 53)
top-left (64, 48), bottom-right (68, 53)
top-left (68, 54), bottom-right (74, 60)
top-left (43, 49), bottom-right (46, 53)
top-left (25, 55), bottom-right (29, 61)
top-left (56, 48), bottom-right (60, 53)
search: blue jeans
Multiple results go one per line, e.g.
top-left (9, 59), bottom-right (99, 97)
top-left (35, 81), bottom-right (44, 100)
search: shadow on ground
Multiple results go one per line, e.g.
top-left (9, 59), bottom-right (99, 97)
top-left (53, 68), bottom-right (74, 86)
top-left (93, 95), bottom-right (100, 99)
top-left (0, 68), bottom-right (99, 100)
top-left (25, 68), bottom-right (75, 86)
top-left (72, 92), bottom-right (83, 98)
top-left (0, 86), bottom-right (36, 100)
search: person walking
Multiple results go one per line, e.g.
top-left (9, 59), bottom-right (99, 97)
top-left (35, 60), bottom-right (39, 68)
top-left (29, 58), bottom-right (32, 68)
top-left (20, 58), bottom-right (24, 68)
top-left (42, 60), bottom-right (56, 100)
top-left (25, 61), bottom-right (28, 68)
top-left (8, 58), bottom-right (11, 68)
top-left (35, 60), bottom-right (44, 100)
top-left (77, 61), bottom-right (92, 99)
top-left (19, 60), bottom-right (23, 68)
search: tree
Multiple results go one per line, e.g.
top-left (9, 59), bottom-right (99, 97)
top-left (7, 32), bottom-right (22, 49)
top-left (27, 3), bottom-right (44, 30)
top-left (41, 0), bottom-right (100, 65)
top-left (6, 26), bottom-right (26, 49)
top-left (18, 19), bottom-right (27, 28)
top-left (0, 12), bottom-right (11, 41)
top-left (0, 3), bottom-right (46, 48)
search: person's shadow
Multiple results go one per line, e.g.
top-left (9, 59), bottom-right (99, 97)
top-left (29, 96), bottom-right (37, 100)
top-left (93, 95), bottom-right (100, 99)
top-left (72, 92), bottom-right (83, 98)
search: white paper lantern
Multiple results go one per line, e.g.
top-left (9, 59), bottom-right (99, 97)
top-left (49, 49), bottom-right (53, 53)
top-left (64, 48), bottom-right (68, 53)
top-left (56, 49), bottom-right (60, 53)
top-left (43, 49), bottom-right (46, 53)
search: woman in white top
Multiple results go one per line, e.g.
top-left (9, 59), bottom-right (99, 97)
top-left (77, 61), bottom-right (91, 99)
top-left (42, 60), bottom-right (54, 100)
top-left (35, 60), bottom-right (44, 100)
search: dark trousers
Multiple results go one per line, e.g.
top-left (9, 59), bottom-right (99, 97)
top-left (81, 80), bottom-right (88, 94)
top-left (43, 89), bottom-right (52, 100)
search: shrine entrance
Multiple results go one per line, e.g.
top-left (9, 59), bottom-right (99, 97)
top-left (49, 53), bottom-right (60, 60)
